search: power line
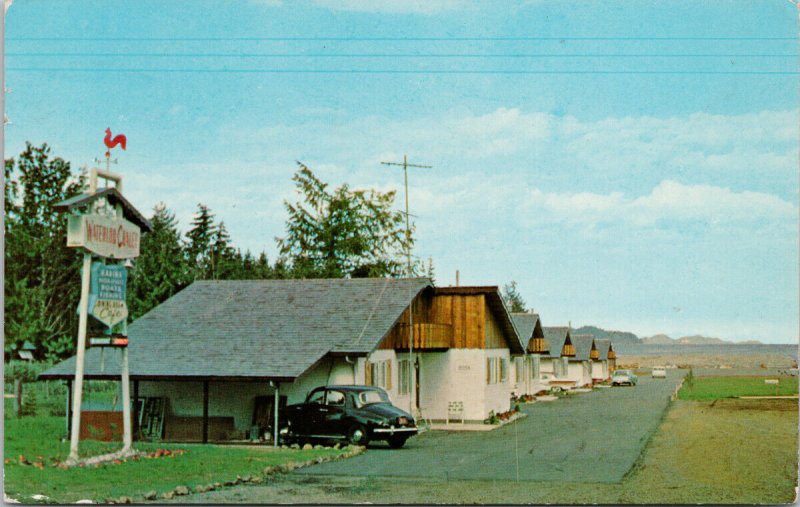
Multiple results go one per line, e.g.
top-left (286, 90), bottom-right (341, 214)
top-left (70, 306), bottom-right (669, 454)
top-left (6, 67), bottom-right (798, 75)
top-left (6, 36), bottom-right (796, 41)
top-left (7, 52), bottom-right (798, 58)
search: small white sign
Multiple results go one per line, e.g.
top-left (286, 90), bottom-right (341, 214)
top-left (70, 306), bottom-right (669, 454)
top-left (765, 379), bottom-right (779, 385)
top-left (67, 214), bottom-right (141, 259)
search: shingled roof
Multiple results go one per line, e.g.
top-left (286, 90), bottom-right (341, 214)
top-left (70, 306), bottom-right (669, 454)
top-left (510, 312), bottom-right (547, 353)
top-left (570, 334), bottom-right (595, 362)
top-left (542, 327), bottom-right (571, 359)
top-left (594, 339), bottom-right (611, 360)
top-left (40, 278), bottom-right (432, 381)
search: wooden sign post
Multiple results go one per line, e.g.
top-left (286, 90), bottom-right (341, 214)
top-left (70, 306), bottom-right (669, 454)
top-left (57, 135), bottom-right (149, 465)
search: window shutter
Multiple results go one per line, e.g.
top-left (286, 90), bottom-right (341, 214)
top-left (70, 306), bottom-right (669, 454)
top-left (487, 358), bottom-right (491, 384)
top-left (365, 360), bottom-right (372, 386)
top-left (387, 361), bottom-right (392, 390)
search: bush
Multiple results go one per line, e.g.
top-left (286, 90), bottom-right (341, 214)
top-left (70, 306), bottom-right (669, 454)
top-left (19, 388), bottom-right (37, 417)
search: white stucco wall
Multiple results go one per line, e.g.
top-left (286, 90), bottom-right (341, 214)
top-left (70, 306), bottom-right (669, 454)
top-left (138, 380), bottom-right (272, 431)
top-left (136, 356), bottom-right (358, 432)
top-left (484, 348), bottom-right (512, 417)
top-left (566, 360), bottom-right (592, 386)
top-left (591, 359), bottom-right (608, 381)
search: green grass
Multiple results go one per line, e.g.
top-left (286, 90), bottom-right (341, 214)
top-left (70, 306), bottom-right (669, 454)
top-left (678, 375), bottom-right (799, 401)
top-left (4, 415), bottom-right (345, 503)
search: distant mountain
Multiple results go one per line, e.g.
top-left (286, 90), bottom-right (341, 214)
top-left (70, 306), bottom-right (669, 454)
top-left (640, 333), bottom-right (764, 345)
top-left (572, 326), bottom-right (641, 345)
top-left (641, 334), bottom-right (674, 344)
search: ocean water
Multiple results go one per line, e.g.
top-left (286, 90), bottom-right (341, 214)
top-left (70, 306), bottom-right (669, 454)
top-left (612, 343), bottom-right (798, 358)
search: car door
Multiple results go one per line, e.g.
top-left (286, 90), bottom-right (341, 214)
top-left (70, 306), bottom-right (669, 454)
top-left (292, 388), bottom-right (325, 436)
top-left (317, 389), bottom-right (348, 437)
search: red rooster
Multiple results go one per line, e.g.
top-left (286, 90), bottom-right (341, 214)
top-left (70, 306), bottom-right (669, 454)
top-left (104, 128), bottom-right (127, 157)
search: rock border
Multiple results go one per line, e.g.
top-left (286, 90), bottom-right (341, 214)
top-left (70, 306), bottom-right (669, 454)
top-left (102, 445), bottom-right (366, 504)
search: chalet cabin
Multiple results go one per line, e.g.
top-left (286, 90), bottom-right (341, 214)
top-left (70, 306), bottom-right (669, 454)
top-left (540, 327), bottom-right (576, 389)
top-left (40, 278), bottom-right (434, 443)
top-left (592, 339), bottom-right (612, 382)
top-left (567, 334), bottom-right (596, 387)
top-left (375, 286), bottom-right (525, 423)
top-left (607, 341), bottom-right (618, 373)
top-left (510, 312), bottom-right (550, 395)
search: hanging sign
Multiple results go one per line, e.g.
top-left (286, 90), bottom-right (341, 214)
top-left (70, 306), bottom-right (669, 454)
top-left (88, 262), bottom-right (128, 327)
top-left (67, 214), bottom-right (141, 259)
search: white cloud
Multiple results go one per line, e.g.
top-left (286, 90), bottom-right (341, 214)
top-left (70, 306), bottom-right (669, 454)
top-left (523, 180), bottom-right (796, 228)
top-left (313, 0), bottom-right (466, 14)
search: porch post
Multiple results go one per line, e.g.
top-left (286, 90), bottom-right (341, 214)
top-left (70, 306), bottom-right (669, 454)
top-left (132, 380), bottom-right (139, 441)
top-left (202, 381), bottom-right (209, 443)
top-left (66, 380), bottom-right (72, 436)
top-left (273, 383), bottom-right (279, 448)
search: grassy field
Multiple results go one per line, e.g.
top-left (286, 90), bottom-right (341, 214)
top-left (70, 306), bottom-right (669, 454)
top-left (3, 415), bottom-right (345, 503)
top-left (678, 375), bottom-right (799, 401)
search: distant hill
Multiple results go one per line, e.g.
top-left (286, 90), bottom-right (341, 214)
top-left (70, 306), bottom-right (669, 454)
top-left (572, 326), bottom-right (641, 345)
top-left (640, 333), bottom-right (674, 344)
top-left (640, 333), bottom-right (763, 345)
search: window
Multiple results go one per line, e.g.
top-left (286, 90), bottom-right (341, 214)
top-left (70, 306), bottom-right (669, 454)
top-left (515, 358), bottom-right (523, 382)
top-left (500, 358), bottom-right (508, 382)
top-left (531, 355), bottom-right (541, 380)
top-left (367, 360), bottom-right (392, 390)
top-left (326, 390), bottom-right (345, 406)
top-left (398, 360), bottom-right (411, 395)
top-left (487, 357), bottom-right (502, 384)
top-left (307, 389), bottom-right (325, 404)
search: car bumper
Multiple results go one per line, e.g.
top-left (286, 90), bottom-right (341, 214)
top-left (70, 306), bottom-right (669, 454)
top-left (371, 427), bottom-right (418, 435)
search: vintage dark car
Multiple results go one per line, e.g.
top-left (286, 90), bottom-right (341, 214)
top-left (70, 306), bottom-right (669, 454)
top-left (279, 385), bottom-right (418, 448)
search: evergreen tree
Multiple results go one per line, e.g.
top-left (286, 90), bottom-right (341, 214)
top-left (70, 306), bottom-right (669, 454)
top-left (501, 281), bottom-right (527, 313)
top-left (4, 143), bottom-right (86, 359)
top-left (277, 162), bottom-right (410, 278)
top-left (127, 203), bottom-right (192, 320)
top-left (185, 203), bottom-right (216, 279)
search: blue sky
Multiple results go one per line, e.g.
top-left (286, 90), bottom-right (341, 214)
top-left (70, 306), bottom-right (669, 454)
top-left (4, 0), bottom-right (798, 343)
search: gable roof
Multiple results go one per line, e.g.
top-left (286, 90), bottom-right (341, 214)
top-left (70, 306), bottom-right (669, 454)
top-left (510, 312), bottom-right (547, 353)
top-left (543, 327), bottom-right (571, 358)
top-left (594, 339), bottom-right (611, 360)
top-left (570, 334), bottom-right (595, 361)
top-left (40, 277), bottom-right (431, 381)
top-left (432, 286), bottom-right (525, 354)
top-left (54, 187), bottom-right (152, 232)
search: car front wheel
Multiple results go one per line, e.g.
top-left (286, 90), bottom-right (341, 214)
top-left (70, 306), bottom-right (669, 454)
top-left (347, 424), bottom-right (369, 446)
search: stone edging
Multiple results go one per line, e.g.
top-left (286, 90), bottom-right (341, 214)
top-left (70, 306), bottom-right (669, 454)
top-left (103, 445), bottom-right (366, 504)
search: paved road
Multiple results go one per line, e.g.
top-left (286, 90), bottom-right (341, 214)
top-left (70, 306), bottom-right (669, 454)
top-left (296, 370), bottom-right (684, 483)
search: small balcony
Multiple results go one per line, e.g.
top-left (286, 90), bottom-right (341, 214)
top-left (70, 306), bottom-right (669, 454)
top-left (394, 323), bottom-right (453, 349)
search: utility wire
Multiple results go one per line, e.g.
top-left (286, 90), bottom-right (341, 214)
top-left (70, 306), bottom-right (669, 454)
top-left (7, 67), bottom-right (798, 75)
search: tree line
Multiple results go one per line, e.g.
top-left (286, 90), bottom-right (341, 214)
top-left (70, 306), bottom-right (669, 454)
top-left (5, 143), bottom-right (434, 361)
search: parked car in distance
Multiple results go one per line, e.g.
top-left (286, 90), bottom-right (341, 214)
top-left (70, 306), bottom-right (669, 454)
top-left (279, 385), bottom-right (418, 448)
top-left (652, 366), bottom-right (667, 378)
top-left (612, 369), bottom-right (638, 386)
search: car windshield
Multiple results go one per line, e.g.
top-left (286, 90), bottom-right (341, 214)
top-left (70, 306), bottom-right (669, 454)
top-left (356, 389), bottom-right (390, 407)
top-left (615, 370), bottom-right (631, 376)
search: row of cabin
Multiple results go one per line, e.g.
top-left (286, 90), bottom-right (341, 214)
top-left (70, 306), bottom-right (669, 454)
top-left (40, 278), bottom-right (617, 441)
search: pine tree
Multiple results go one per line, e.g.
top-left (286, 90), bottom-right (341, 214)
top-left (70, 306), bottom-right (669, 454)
top-left (501, 281), bottom-right (527, 313)
top-left (185, 204), bottom-right (216, 279)
top-left (127, 203), bottom-right (192, 320)
top-left (277, 162), bottom-right (410, 278)
top-left (4, 143), bottom-right (86, 359)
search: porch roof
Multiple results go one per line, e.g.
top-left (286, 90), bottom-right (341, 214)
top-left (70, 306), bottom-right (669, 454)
top-left (40, 277), bottom-right (432, 381)
top-left (594, 339), bottom-right (611, 360)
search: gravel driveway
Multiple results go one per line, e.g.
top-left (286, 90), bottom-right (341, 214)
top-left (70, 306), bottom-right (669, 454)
top-left (296, 371), bottom-right (684, 483)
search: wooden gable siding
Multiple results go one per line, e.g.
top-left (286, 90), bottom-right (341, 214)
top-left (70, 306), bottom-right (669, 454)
top-left (377, 292), bottom-right (507, 350)
top-left (484, 299), bottom-right (506, 349)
